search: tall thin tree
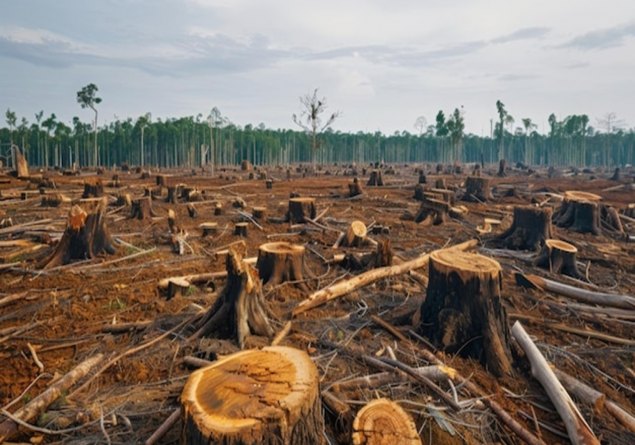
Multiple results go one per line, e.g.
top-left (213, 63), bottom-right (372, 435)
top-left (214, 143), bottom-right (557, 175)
top-left (76, 83), bottom-right (102, 166)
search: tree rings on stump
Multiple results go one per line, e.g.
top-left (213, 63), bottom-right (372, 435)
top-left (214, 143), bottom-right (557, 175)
top-left (181, 346), bottom-right (324, 445)
top-left (554, 191), bottom-right (602, 235)
top-left (287, 197), bottom-right (316, 224)
top-left (252, 207), bottom-right (267, 219)
top-left (256, 242), bottom-right (309, 290)
top-left (535, 239), bottom-right (583, 279)
top-left (200, 222), bottom-right (218, 237)
top-left (495, 205), bottom-right (552, 250)
top-left (343, 220), bottom-right (367, 247)
top-left (419, 250), bottom-right (512, 376)
top-left (352, 398), bottom-right (421, 445)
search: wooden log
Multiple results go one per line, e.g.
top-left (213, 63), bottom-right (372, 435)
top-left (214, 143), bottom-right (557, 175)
top-left (256, 242), bottom-right (308, 289)
top-left (464, 176), bottom-right (493, 202)
top-left (352, 398), bottom-right (421, 445)
top-left (287, 197), bottom-right (316, 223)
top-left (554, 191), bottom-right (602, 235)
top-left (181, 346), bottom-right (324, 445)
top-left (534, 239), bottom-right (582, 279)
top-left (511, 322), bottom-right (600, 445)
top-left (419, 249), bottom-right (512, 376)
top-left (293, 239), bottom-right (478, 316)
top-left (496, 206), bottom-right (552, 250)
top-left (366, 169), bottom-right (384, 186)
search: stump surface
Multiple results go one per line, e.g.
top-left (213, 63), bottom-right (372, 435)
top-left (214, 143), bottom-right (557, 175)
top-left (257, 242), bottom-right (308, 288)
top-left (352, 398), bottom-right (421, 445)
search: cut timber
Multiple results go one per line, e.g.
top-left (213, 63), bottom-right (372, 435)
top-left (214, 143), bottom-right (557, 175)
top-left (496, 206), bottom-right (552, 250)
top-left (180, 346), bottom-right (324, 445)
top-left (511, 322), bottom-right (600, 445)
top-left (464, 176), bottom-right (492, 202)
top-left (414, 198), bottom-right (449, 225)
top-left (348, 177), bottom-right (363, 197)
top-left (554, 191), bottom-right (602, 235)
top-left (294, 239), bottom-right (478, 316)
top-left (288, 197), bottom-right (316, 224)
top-left (352, 398), bottom-right (421, 445)
top-left (193, 249), bottom-right (274, 347)
top-left (366, 170), bottom-right (384, 186)
top-left (342, 220), bottom-right (367, 247)
top-left (234, 222), bottom-right (248, 237)
top-left (256, 242), bottom-right (308, 289)
top-left (199, 222), bottom-right (218, 237)
top-left (419, 250), bottom-right (512, 376)
top-left (43, 198), bottom-right (116, 269)
top-left (130, 196), bottom-right (155, 220)
top-left (252, 206), bottom-right (267, 219)
top-left (534, 239), bottom-right (582, 279)
top-left (82, 180), bottom-right (104, 198)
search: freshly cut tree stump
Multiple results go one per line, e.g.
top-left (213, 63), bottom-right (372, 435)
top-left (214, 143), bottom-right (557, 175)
top-left (554, 191), bottom-right (602, 235)
top-left (534, 239), bottom-right (583, 279)
top-left (199, 222), bottom-right (218, 237)
top-left (43, 198), bottom-right (116, 269)
top-left (187, 203), bottom-right (198, 218)
top-left (193, 249), bottom-right (274, 347)
top-left (166, 184), bottom-right (183, 204)
top-left (419, 250), bottom-right (512, 376)
top-left (367, 170), bottom-right (384, 186)
top-left (497, 159), bottom-right (507, 177)
top-left (166, 277), bottom-right (190, 299)
top-left (342, 220), bottom-right (368, 247)
top-left (181, 346), bottom-right (324, 445)
top-left (252, 207), bottom-right (267, 219)
top-left (234, 222), bottom-right (248, 237)
top-left (266, 179), bottom-right (273, 189)
top-left (287, 197), bottom-right (316, 223)
top-left (256, 242), bottom-right (309, 288)
top-left (414, 198), bottom-right (449, 225)
top-left (463, 176), bottom-right (492, 202)
top-left (82, 180), bottom-right (104, 198)
top-left (13, 146), bottom-right (29, 179)
top-left (115, 193), bottom-right (132, 207)
top-left (352, 398), bottom-right (421, 445)
top-left (214, 203), bottom-right (223, 215)
top-left (348, 177), bottom-right (363, 197)
top-left (130, 196), bottom-right (155, 220)
top-left (495, 206), bottom-right (552, 250)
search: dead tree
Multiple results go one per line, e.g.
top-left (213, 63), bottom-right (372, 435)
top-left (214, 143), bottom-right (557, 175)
top-left (497, 159), bottom-right (507, 177)
top-left (82, 180), bottom-right (104, 198)
top-left (419, 249), bottom-right (512, 376)
top-left (414, 198), bottom-right (449, 225)
top-left (534, 239), bottom-right (583, 279)
top-left (256, 242), bottom-right (309, 289)
top-left (193, 249), bottom-right (274, 347)
top-left (181, 346), bottom-right (324, 445)
top-left (495, 206), bottom-right (552, 250)
top-left (554, 191), bottom-right (601, 235)
top-left (130, 196), bottom-right (155, 220)
top-left (367, 170), bottom-right (384, 186)
top-left (463, 176), bottom-right (492, 202)
top-left (287, 197), bottom-right (316, 223)
top-left (352, 398), bottom-right (421, 445)
top-left (43, 199), bottom-right (116, 269)
top-left (348, 177), bottom-right (363, 197)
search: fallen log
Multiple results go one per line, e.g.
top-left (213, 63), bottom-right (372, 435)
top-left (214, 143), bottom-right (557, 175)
top-left (511, 321), bottom-right (600, 445)
top-left (292, 239), bottom-right (478, 316)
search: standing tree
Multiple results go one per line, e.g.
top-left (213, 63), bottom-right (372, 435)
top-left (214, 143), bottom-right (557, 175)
top-left (136, 113), bottom-right (151, 167)
top-left (34, 110), bottom-right (44, 165)
top-left (414, 115), bottom-right (427, 136)
top-left (495, 100), bottom-right (508, 160)
top-left (292, 88), bottom-right (340, 169)
top-left (41, 113), bottom-right (57, 167)
top-left (76, 83), bottom-right (102, 166)
top-left (446, 108), bottom-right (465, 163)
top-left (521, 118), bottom-right (537, 165)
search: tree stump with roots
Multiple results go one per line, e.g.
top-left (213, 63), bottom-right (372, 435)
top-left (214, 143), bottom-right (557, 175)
top-left (256, 242), bottom-right (310, 290)
top-left (287, 197), bottom-right (316, 223)
top-left (42, 198), bottom-right (116, 269)
top-left (181, 346), bottom-right (324, 445)
top-left (130, 196), bottom-right (155, 220)
top-left (419, 250), bottom-right (512, 377)
top-left (495, 206), bottom-right (552, 250)
top-left (534, 239), bottom-right (583, 279)
top-left (352, 398), bottom-right (421, 445)
top-left (193, 249), bottom-right (274, 348)
top-left (414, 198), bottom-right (449, 225)
top-left (463, 176), bottom-right (492, 202)
top-left (366, 170), bottom-right (384, 186)
top-left (554, 191), bottom-right (601, 235)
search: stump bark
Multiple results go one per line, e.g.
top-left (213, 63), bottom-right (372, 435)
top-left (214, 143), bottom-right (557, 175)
top-left (43, 198), bottom-right (116, 269)
top-left (348, 177), bottom-right (363, 197)
top-left (180, 346), bottom-right (324, 445)
top-left (496, 206), bottom-right (552, 250)
top-left (287, 197), bottom-right (316, 223)
top-left (463, 176), bottom-right (492, 202)
top-left (234, 222), bottom-right (248, 237)
top-left (497, 159), bottom-right (507, 177)
top-left (352, 398), bottom-right (421, 445)
top-left (194, 249), bottom-right (274, 347)
top-left (367, 170), bottom-right (384, 186)
top-left (82, 180), bottom-right (104, 198)
top-left (256, 242), bottom-right (309, 289)
top-left (252, 206), bottom-right (267, 219)
top-left (534, 239), bottom-right (583, 279)
top-left (414, 198), bottom-right (449, 225)
top-left (554, 191), bottom-right (601, 235)
top-left (130, 196), bottom-right (155, 220)
top-left (419, 250), bottom-right (512, 376)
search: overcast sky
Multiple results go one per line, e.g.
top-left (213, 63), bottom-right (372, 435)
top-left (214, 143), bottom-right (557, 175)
top-left (1, 0), bottom-right (634, 135)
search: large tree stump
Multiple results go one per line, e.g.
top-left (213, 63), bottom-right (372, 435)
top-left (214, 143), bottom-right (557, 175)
top-left (82, 180), bottom-right (104, 198)
top-left (194, 249), bottom-right (274, 347)
top-left (181, 346), bottom-right (324, 445)
top-left (43, 198), bottom-right (116, 269)
top-left (287, 197), bottom-right (316, 223)
top-left (166, 184), bottom-right (183, 204)
top-left (240, 159), bottom-right (253, 171)
top-left (463, 176), bottom-right (492, 202)
top-left (419, 250), bottom-right (512, 376)
top-left (367, 170), bottom-right (384, 186)
top-left (234, 222), bottom-right (248, 237)
top-left (414, 198), bottom-right (449, 225)
top-left (256, 242), bottom-right (309, 289)
top-left (352, 398), bottom-right (421, 445)
top-left (534, 239), bottom-right (583, 279)
top-left (554, 191), bottom-right (601, 235)
top-left (252, 206), bottom-right (267, 219)
top-left (341, 239), bottom-right (393, 271)
top-left (13, 146), bottom-right (29, 179)
top-left (130, 196), bottom-right (155, 220)
top-left (496, 206), bottom-right (552, 250)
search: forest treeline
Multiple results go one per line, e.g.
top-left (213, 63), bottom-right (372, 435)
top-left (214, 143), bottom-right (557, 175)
top-left (2, 106), bottom-right (634, 169)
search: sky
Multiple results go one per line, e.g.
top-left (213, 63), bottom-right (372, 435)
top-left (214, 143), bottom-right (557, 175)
top-left (0, 0), bottom-right (634, 136)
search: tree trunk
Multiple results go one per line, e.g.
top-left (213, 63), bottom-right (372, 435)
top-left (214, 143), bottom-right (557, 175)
top-left (256, 242), bottom-right (309, 290)
top-left (341, 239), bottom-right (393, 271)
top-left (534, 239), bottom-right (582, 279)
top-left (181, 346), bottom-right (324, 445)
top-left (463, 176), bottom-right (492, 202)
top-left (287, 197), bottom-right (316, 223)
top-left (554, 191), bottom-right (601, 235)
top-left (352, 398), bottom-right (421, 445)
top-left (496, 206), bottom-right (552, 250)
top-left (419, 249), bottom-right (512, 376)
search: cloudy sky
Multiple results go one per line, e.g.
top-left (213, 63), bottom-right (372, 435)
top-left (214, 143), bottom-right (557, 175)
top-left (1, 0), bottom-right (634, 135)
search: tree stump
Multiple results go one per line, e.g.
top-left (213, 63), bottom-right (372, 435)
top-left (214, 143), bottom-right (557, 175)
top-left (156, 174), bottom-right (172, 187)
top-left (115, 193), bottom-right (132, 207)
top-left (82, 180), bottom-right (104, 199)
top-left (610, 167), bottom-right (621, 181)
top-left (194, 249), bottom-right (274, 347)
top-left (497, 159), bottom-right (507, 177)
top-left (434, 178), bottom-right (446, 189)
top-left (181, 346), bottom-right (324, 445)
top-left (130, 196), bottom-right (155, 220)
top-left (367, 170), bottom-right (384, 186)
top-left (419, 250), bottom-right (512, 376)
top-left (234, 222), bottom-right (248, 237)
top-left (199, 222), bottom-right (218, 238)
top-left (495, 206), bottom-right (552, 250)
top-left (413, 184), bottom-right (426, 201)
top-left (602, 205), bottom-right (624, 234)
top-left (288, 197), bottom-right (316, 223)
top-left (463, 176), bottom-right (492, 202)
top-left (534, 239), bottom-right (583, 279)
top-left (240, 159), bottom-right (253, 171)
top-left (418, 171), bottom-right (427, 184)
top-left (342, 239), bottom-right (393, 271)
top-left (348, 177), bottom-right (363, 197)
top-left (166, 277), bottom-right (190, 300)
top-left (214, 203), bottom-right (223, 216)
top-left (266, 179), bottom-right (273, 189)
top-left (340, 221), bottom-right (367, 247)
top-left (414, 198), bottom-right (449, 225)
top-left (41, 193), bottom-right (66, 208)
top-left (166, 185), bottom-right (182, 204)
top-left (110, 174), bottom-right (121, 188)
top-left (252, 207), bottom-right (267, 219)
top-left (13, 146), bottom-right (29, 179)
top-left (187, 203), bottom-right (198, 218)
top-left (43, 198), bottom-right (116, 269)
top-left (256, 242), bottom-right (309, 289)
top-left (554, 191), bottom-right (601, 235)
top-left (352, 398), bottom-right (421, 445)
